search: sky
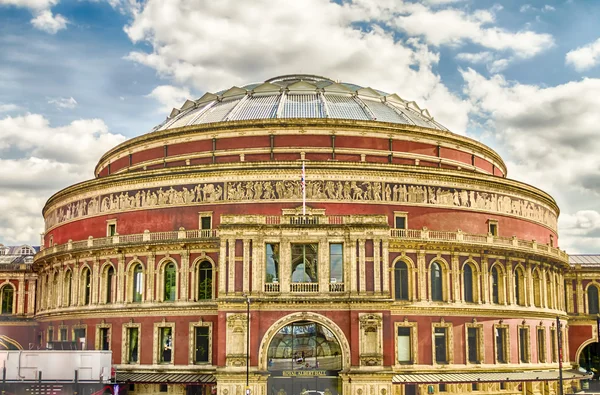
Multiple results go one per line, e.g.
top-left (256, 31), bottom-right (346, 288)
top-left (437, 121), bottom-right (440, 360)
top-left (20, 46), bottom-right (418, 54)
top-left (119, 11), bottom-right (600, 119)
top-left (1, 0), bottom-right (600, 253)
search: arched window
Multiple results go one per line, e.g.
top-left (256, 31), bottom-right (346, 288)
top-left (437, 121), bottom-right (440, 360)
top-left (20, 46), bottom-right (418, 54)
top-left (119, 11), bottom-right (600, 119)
top-left (588, 285), bottom-right (599, 314)
top-left (463, 264), bottom-right (473, 303)
top-left (491, 266), bottom-right (500, 304)
top-left (431, 262), bottom-right (443, 302)
top-left (63, 270), bottom-right (72, 307)
top-left (81, 267), bottom-right (91, 306)
top-left (105, 266), bottom-right (116, 304)
top-left (164, 262), bottom-right (176, 302)
top-left (532, 270), bottom-right (541, 307)
top-left (1, 285), bottom-right (14, 314)
top-left (198, 261), bottom-right (213, 300)
top-left (132, 264), bottom-right (144, 303)
top-left (514, 267), bottom-right (525, 306)
top-left (394, 260), bottom-right (409, 301)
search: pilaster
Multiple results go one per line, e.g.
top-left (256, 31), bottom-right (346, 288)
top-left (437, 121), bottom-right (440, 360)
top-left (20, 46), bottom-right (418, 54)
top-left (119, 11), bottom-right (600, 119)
top-left (382, 239), bottom-right (390, 294)
top-left (147, 252), bottom-right (156, 302)
top-left (181, 249), bottom-right (190, 301)
top-left (373, 239), bottom-right (381, 293)
top-left (116, 255), bottom-right (125, 303)
top-left (358, 239), bottom-right (366, 294)
top-left (418, 250), bottom-right (426, 301)
top-left (227, 238), bottom-right (236, 295)
top-left (92, 256), bottom-right (100, 305)
top-left (219, 239), bottom-right (227, 295)
top-left (451, 252), bottom-right (460, 303)
top-left (243, 239), bottom-right (250, 293)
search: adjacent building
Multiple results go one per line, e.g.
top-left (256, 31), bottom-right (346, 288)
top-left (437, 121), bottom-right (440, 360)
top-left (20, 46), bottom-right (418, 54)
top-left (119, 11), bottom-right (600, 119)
top-left (1, 75), bottom-right (599, 395)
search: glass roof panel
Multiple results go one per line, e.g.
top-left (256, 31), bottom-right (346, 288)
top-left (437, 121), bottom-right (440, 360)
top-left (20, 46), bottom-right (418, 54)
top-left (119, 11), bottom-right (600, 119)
top-left (197, 99), bottom-right (241, 124)
top-left (362, 99), bottom-right (405, 123)
top-left (393, 104), bottom-right (437, 129)
top-left (325, 94), bottom-right (370, 120)
top-left (167, 102), bottom-right (214, 129)
top-left (281, 94), bottom-right (323, 118)
top-left (233, 95), bottom-right (279, 120)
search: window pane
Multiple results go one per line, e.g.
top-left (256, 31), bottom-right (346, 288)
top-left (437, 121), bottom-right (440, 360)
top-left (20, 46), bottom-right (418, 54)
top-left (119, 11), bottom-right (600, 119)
top-left (201, 216), bottom-right (211, 230)
top-left (467, 327), bottom-right (478, 363)
top-left (198, 261), bottom-right (213, 300)
top-left (1, 287), bottom-right (14, 314)
top-left (434, 327), bottom-right (447, 363)
top-left (329, 244), bottom-right (343, 283)
top-left (128, 328), bottom-right (139, 363)
top-left (160, 327), bottom-right (172, 363)
top-left (431, 262), bottom-right (443, 301)
top-left (397, 327), bottom-right (411, 362)
top-left (394, 261), bottom-right (409, 301)
top-left (133, 265), bottom-right (143, 303)
top-left (491, 267), bottom-right (499, 304)
top-left (496, 328), bottom-right (506, 363)
top-left (265, 243), bottom-right (280, 283)
top-left (164, 263), bottom-right (176, 301)
top-left (101, 328), bottom-right (110, 350)
top-left (589, 286), bottom-right (599, 314)
top-left (195, 327), bottom-right (210, 363)
top-left (291, 244), bottom-right (318, 283)
top-left (395, 216), bottom-right (406, 229)
top-left (520, 328), bottom-right (528, 362)
top-left (464, 265), bottom-right (473, 303)
top-left (106, 267), bottom-right (115, 304)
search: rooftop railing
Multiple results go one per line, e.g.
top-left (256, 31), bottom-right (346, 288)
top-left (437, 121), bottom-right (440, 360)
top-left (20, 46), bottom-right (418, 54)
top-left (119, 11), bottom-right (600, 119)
top-left (36, 220), bottom-right (567, 263)
top-left (390, 227), bottom-right (568, 261)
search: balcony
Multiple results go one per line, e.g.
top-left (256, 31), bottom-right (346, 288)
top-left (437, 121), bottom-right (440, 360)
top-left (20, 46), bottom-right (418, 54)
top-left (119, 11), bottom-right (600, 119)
top-left (37, 228), bottom-right (218, 259)
top-left (390, 227), bottom-right (568, 262)
top-left (289, 282), bottom-right (319, 293)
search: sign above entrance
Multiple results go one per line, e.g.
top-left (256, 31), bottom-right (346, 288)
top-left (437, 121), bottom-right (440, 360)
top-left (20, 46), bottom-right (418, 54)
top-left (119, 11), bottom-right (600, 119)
top-left (282, 370), bottom-right (327, 377)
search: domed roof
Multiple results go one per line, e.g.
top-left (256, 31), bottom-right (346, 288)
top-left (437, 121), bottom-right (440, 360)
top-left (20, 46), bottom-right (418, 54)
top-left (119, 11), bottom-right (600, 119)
top-left (154, 74), bottom-right (449, 132)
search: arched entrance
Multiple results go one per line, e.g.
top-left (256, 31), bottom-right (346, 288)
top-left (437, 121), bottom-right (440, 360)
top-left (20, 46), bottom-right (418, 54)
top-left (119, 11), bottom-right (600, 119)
top-left (260, 314), bottom-right (349, 395)
top-left (579, 341), bottom-right (600, 378)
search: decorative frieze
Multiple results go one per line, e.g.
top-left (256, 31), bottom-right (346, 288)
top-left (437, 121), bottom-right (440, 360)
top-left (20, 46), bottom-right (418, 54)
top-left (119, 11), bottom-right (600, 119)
top-left (45, 178), bottom-right (558, 231)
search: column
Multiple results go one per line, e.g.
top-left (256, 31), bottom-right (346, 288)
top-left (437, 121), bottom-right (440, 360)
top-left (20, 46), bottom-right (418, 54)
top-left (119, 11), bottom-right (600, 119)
top-left (243, 239), bottom-right (250, 294)
top-left (116, 255), bottom-right (125, 303)
top-left (219, 239), bottom-right (228, 295)
top-left (252, 237), bottom-right (262, 293)
top-left (17, 275), bottom-right (24, 315)
top-left (92, 257), bottom-right (100, 305)
top-left (148, 253), bottom-right (156, 302)
top-left (418, 250), bottom-right (426, 301)
top-left (228, 238), bottom-right (236, 295)
top-left (280, 240), bottom-right (291, 294)
top-left (451, 253), bottom-right (460, 303)
top-left (358, 239), bottom-right (366, 294)
top-left (481, 255), bottom-right (489, 304)
top-left (381, 239), bottom-right (390, 294)
top-left (541, 267), bottom-right (548, 308)
top-left (319, 238), bottom-right (328, 293)
top-left (576, 277), bottom-right (584, 314)
top-left (27, 279), bottom-right (36, 315)
top-left (373, 239), bottom-right (381, 293)
top-left (181, 250), bottom-right (190, 301)
top-left (506, 261), bottom-right (514, 305)
top-left (526, 261), bottom-right (533, 307)
top-left (349, 238), bottom-right (357, 294)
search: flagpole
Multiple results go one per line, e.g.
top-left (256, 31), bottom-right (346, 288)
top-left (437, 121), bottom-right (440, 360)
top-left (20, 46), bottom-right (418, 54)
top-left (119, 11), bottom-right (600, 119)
top-left (302, 160), bottom-right (306, 216)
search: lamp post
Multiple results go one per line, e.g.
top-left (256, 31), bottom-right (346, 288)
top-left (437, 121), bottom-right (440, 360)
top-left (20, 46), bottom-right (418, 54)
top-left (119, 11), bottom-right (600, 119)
top-left (557, 317), bottom-right (563, 395)
top-left (245, 294), bottom-right (251, 395)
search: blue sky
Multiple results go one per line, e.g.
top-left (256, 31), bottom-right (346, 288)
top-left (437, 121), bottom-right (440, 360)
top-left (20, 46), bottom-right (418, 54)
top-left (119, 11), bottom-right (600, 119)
top-left (1, 0), bottom-right (600, 253)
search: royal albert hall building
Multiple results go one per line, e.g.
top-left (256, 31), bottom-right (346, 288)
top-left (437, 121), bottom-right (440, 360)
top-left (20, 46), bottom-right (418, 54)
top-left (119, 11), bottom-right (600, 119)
top-left (20, 74), bottom-right (599, 395)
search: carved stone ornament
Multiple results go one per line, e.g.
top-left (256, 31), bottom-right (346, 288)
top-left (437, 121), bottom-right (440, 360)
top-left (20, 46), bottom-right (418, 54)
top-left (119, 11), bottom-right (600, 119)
top-left (46, 178), bottom-right (557, 231)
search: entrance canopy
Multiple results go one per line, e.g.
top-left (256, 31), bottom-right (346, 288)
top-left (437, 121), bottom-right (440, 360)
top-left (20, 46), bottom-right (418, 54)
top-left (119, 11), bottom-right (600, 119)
top-left (116, 372), bottom-right (216, 384)
top-left (392, 370), bottom-right (592, 384)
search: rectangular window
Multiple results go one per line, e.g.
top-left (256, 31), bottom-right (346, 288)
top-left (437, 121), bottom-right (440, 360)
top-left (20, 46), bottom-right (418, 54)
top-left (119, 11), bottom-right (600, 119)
top-left (472, 383), bottom-right (479, 391)
top-left (500, 382), bottom-right (506, 390)
top-left (265, 243), bottom-right (280, 285)
top-left (495, 327), bottom-right (507, 363)
top-left (48, 328), bottom-right (53, 342)
top-left (537, 328), bottom-right (546, 363)
top-left (194, 327), bottom-right (210, 363)
top-left (329, 243), bottom-right (343, 283)
top-left (73, 328), bottom-right (86, 349)
top-left (395, 216), bottom-right (406, 229)
top-left (519, 327), bottom-right (530, 363)
top-left (159, 327), bottom-right (173, 363)
top-left (100, 328), bottom-right (110, 351)
top-left (550, 329), bottom-right (557, 362)
top-left (439, 384), bottom-right (446, 392)
top-left (397, 327), bottom-right (412, 363)
top-left (107, 220), bottom-right (117, 237)
top-left (127, 327), bottom-right (139, 363)
top-left (291, 244), bottom-right (318, 283)
top-left (434, 327), bottom-right (448, 363)
top-left (488, 220), bottom-right (498, 236)
top-left (467, 327), bottom-right (481, 364)
top-left (200, 216), bottom-right (211, 230)
top-left (159, 384), bottom-right (168, 392)
top-left (60, 328), bottom-right (68, 341)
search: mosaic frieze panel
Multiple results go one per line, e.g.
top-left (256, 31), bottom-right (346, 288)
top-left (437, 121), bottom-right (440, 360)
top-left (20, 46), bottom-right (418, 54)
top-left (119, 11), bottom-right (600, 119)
top-left (45, 180), bottom-right (557, 230)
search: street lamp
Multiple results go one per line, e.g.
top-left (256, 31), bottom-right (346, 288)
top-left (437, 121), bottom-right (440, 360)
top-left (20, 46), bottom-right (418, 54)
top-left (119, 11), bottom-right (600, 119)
top-left (245, 294), bottom-right (251, 395)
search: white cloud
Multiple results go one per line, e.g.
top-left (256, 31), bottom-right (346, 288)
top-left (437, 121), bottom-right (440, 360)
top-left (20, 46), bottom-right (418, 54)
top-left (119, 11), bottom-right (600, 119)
top-left (520, 4), bottom-right (533, 13)
top-left (48, 96), bottom-right (77, 109)
top-left (566, 37), bottom-right (600, 72)
top-left (30, 9), bottom-right (67, 33)
top-left (461, 68), bottom-right (600, 252)
top-left (0, 113), bottom-right (126, 245)
top-left (123, 0), bottom-right (471, 133)
top-left (456, 51), bottom-right (494, 64)
top-left (542, 5), bottom-right (556, 12)
top-left (0, 0), bottom-right (67, 33)
top-left (387, 3), bottom-right (554, 59)
top-left (0, 103), bottom-right (20, 113)
top-left (146, 85), bottom-right (192, 113)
